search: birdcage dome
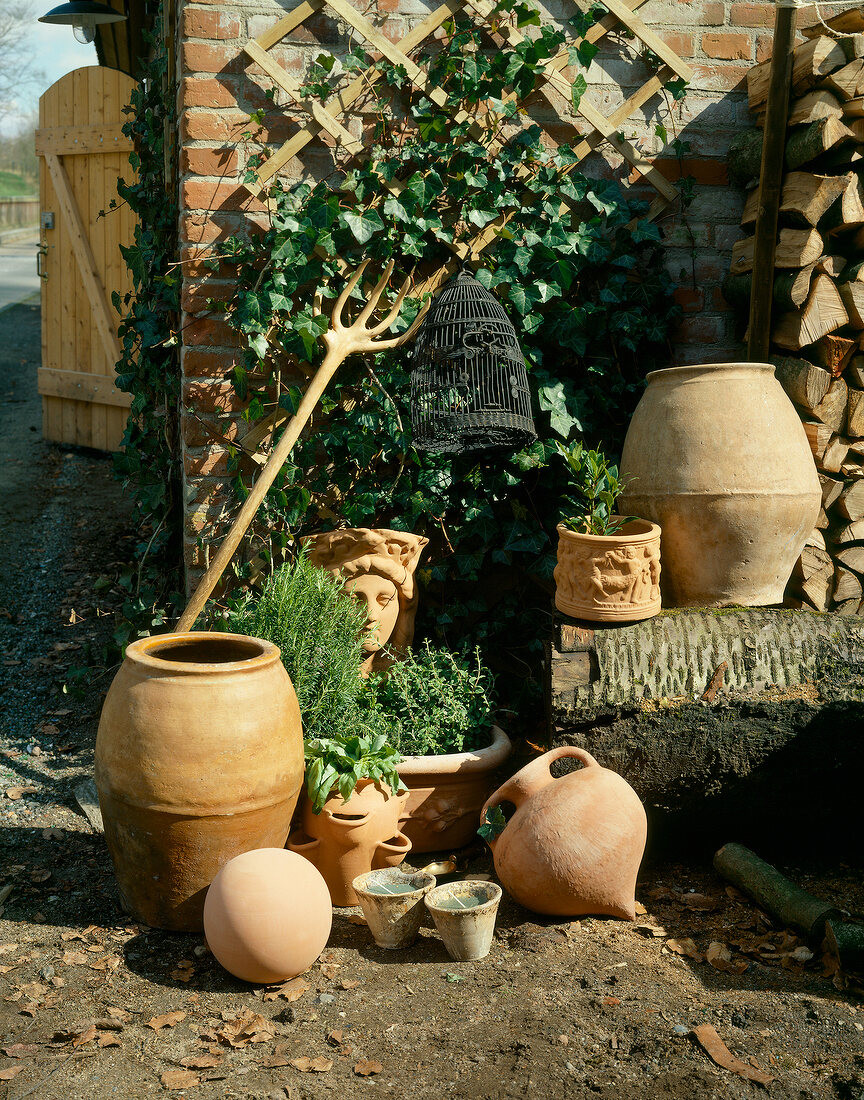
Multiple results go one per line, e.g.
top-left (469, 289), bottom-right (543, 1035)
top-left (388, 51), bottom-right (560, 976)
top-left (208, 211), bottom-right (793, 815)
top-left (410, 269), bottom-right (537, 454)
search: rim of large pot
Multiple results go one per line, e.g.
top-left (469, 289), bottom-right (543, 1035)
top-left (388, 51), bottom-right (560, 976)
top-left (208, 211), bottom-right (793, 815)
top-left (425, 880), bottom-right (503, 914)
top-left (124, 631), bottom-right (280, 673)
top-left (556, 520), bottom-right (660, 546)
top-left (645, 362), bottom-right (774, 383)
top-left (396, 725), bottom-right (512, 775)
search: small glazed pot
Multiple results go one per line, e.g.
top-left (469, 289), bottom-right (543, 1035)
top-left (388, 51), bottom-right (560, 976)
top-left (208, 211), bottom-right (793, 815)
top-left (351, 868), bottom-right (436, 949)
top-left (287, 780), bottom-right (411, 907)
top-left (425, 880), bottom-right (502, 961)
top-left (396, 726), bottom-right (512, 853)
top-left (554, 520), bottom-right (661, 623)
top-left (481, 746), bottom-right (646, 920)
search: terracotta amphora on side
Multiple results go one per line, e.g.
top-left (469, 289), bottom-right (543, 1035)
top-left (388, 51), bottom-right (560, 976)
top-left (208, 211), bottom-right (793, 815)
top-left (95, 632), bottom-right (305, 932)
top-left (481, 747), bottom-right (646, 919)
top-left (287, 780), bottom-right (411, 906)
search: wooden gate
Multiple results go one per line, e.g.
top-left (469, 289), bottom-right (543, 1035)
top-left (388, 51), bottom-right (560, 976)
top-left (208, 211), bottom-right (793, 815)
top-left (36, 66), bottom-right (136, 451)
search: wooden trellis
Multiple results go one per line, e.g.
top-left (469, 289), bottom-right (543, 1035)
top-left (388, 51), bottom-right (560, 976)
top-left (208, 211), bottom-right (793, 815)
top-left (242, 0), bottom-right (694, 251)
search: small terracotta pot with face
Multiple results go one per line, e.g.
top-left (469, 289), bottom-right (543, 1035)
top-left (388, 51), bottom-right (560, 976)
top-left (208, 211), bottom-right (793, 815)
top-left (305, 528), bottom-right (428, 674)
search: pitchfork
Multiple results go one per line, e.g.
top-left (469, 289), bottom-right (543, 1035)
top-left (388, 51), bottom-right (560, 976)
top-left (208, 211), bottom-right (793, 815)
top-left (176, 259), bottom-right (429, 632)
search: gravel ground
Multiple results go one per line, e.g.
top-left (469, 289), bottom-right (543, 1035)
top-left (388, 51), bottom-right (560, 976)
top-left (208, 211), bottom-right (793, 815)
top-left (1, 302), bottom-right (863, 1100)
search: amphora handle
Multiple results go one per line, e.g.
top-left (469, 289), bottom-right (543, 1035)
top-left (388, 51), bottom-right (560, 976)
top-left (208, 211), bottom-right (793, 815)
top-left (480, 746), bottom-right (600, 851)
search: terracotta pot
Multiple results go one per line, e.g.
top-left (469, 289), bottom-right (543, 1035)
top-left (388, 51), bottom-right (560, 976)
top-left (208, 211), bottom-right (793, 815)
top-left (95, 632), bottom-right (304, 932)
top-left (352, 868), bottom-right (436, 950)
top-left (481, 746), bottom-right (646, 919)
top-left (287, 780), bottom-right (411, 906)
top-left (425, 881), bottom-right (503, 961)
top-left (396, 726), bottom-right (512, 853)
top-left (620, 362), bottom-right (821, 607)
top-left (553, 520), bottom-right (661, 623)
top-left (204, 848), bottom-right (332, 984)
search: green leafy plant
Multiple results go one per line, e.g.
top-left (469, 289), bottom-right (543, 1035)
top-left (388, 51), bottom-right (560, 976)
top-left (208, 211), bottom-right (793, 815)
top-left (366, 642), bottom-right (497, 756)
top-left (304, 733), bottom-right (403, 813)
top-left (477, 803), bottom-right (507, 842)
top-left (555, 439), bottom-right (633, 536)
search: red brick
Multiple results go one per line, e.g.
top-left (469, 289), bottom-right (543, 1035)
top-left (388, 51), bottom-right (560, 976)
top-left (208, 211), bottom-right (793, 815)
top-left (673, 287), bottom-right (705, 313)
top-left (181, 76), bottom-right (239, 109)
top-left (180, 211), bottom-right (244, 246)
top-left (184, 447), bottom-right (234, 477)
top-left (674, 313), bottom-right (727, 344)
top-left (184, 379), bottom-right (246, 411)
top-left (181, 178), bottom-right (264, 212)
top-left (690, 63), bottom-right (749, 91)
top-left (182, 41), bottom-right (245, 75)
top-left (693, 258), bottom-right (726, 284)
top-left (701, 32), bottom-right (753, 60)
top-left (182, 281), bottom-right (233, 313)
top-left (289, 11), bottom-right (347, 44)
top-left (655, 157), bottom-right (729, 187)
top-left (181, 145), bottom-right (239, 176)
top-left (183, 8), bottom-right (240, 39)
top-left (181, 111), bottom-right (232, 141)
top-left (756, 33), bottom-right (773, 63)
top-left (659, 32), bottom-right (694, 58)
top-left (729, 2), bottom-right (774, 26)
top-left (183, 315), bottom-right (242, 347)
top-left (702, 2), bottom-right (725, 23)
top-left (183, 347), bottom-right (245, 377)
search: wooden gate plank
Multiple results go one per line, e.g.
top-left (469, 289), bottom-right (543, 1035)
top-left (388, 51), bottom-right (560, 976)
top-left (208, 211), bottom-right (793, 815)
top-left (38, 366), bottom-right (133, 407)
top-left (43, 151), bottom-right (122, 373)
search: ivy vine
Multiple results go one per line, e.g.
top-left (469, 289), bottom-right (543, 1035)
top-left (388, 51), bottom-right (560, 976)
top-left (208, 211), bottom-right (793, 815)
top-left (111, 22), bottom-right (184, 647)
top-left (172, 0), bottom-right (685, 711)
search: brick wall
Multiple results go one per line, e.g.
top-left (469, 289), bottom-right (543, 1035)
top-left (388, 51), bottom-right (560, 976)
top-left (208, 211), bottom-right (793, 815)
top-left (175, 0), bottom-right (845, 583)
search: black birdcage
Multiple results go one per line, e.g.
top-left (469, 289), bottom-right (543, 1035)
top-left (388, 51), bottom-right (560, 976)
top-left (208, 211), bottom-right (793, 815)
top-left (410, 268), bottom-right (537, 454)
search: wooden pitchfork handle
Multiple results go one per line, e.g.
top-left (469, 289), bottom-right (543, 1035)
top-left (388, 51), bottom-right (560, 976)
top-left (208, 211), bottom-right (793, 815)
top-left (176, 259), bottom-right (429, 632)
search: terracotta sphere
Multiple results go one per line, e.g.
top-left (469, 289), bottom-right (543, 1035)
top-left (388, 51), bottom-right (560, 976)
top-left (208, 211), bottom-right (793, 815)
top-left (203, 848), bottom-right (332, 984)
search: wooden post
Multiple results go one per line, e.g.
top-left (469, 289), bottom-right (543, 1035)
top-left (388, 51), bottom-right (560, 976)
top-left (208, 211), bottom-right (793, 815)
top-left (747, 0), bottom-right (798, 361)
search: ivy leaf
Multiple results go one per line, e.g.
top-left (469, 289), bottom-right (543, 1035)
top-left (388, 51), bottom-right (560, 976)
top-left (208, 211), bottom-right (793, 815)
top-left (538, 378), bottom-right (582, 439)
top-left (384, 195), bottom-right (410, 222)
top-left (342, 209), bottom-right (385, 244)
top-left (250, 333), bottom-right (269, 362)
top-left (570, 72), bottom-right (587, 111)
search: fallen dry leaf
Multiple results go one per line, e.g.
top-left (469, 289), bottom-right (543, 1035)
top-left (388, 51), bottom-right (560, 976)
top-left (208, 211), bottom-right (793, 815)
top-left (72, 1026), bottom-right (99, 1047)
top-left (216, 1011), bottom-right (275, 1047)
top-left (97, 1033), bottom-right (121, 1048)
top-left (320, 963), bottom-right (341, 980)
top-left (347, 914), bottom-right (367, 925)
top-left (680, 893), bottom-right (716, 912)
top-left (634, 901), bottom-right (647, 915)
top-left (290, 1056), bottom-right (333, 1073)
top-left (354, 1060), bottom-right (383, 1076)
top-left (635, 924), bottom-right (668, 938)
top-left (147, 1010), bottom-right (187, 1031)
top-left (161, 1069), bottom-right (201, 1090)
top-left (691, 1023), bottom-right (774, 1087)
top-left (327, 1030), bottom-right (344, 1046)
top-left (5, 786), bottom-right (38, 801)
top-left (602, 996), bottom-right (621, 1006)
top-left (0, 1066), bottom-right (24, 1081)
top-left (706, 941), bottom-right (748, 975)
top-left (89, 954), bottom-right (121, 972)
top-left (2, 1043), bottom-right (38, 1057)
top-left (263, 976), bottom-right (309, 1003)
top-left (665, 937), bottom-right (704, 962)
top-left (62, 950), bottom-right (90, 966)
top-left (29, 869), bottom-right (51, 883)
top-left (340, 979), bottom-right (360, 990)
top-left (181, 1054), bottom-right (223, 1069)
top-left (170, 959), bottom-right (195, 982)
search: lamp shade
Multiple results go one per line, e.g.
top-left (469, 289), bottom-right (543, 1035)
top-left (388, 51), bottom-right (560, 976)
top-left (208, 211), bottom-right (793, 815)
top-left (39, 0), bottom-right (125, 42)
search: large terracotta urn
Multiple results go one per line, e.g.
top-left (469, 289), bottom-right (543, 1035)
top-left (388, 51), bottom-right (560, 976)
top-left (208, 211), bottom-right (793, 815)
top-left (396, 726), bottom-right (512, 853)
top-left (481, 746), bottom-right (646, 919)
top-left (620, 363), bottom-right (821, 607)
top-left (287, 780), bottom-right (411, 906)
top-left (95, 632), bottom-right (304, 932)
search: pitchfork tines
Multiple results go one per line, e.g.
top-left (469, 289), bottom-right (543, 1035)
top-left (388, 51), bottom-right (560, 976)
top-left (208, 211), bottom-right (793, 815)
top-left (323, 258), bottom-right (428, 361)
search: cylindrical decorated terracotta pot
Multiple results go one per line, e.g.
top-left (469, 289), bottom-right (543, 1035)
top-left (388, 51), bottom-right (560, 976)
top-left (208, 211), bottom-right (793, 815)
top-left (95, 632), bottom-right (304, 932)
top-left (396, 726), bottom-right (512, 853)
top-left (554, 520), bottom-right (661, 623)
top-left (620, 363), bottom-right (821, 607)
top-left (481, 746), bottom-right (646, 919)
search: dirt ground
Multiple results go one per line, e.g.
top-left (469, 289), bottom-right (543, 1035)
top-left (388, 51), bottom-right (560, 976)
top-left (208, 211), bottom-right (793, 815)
top-left (1, 301), bottom-right (864, 1100)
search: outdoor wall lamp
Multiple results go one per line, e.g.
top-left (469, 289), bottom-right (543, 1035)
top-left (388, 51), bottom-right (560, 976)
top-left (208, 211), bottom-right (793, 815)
top-left (39, 0), bottom-right (126, 44)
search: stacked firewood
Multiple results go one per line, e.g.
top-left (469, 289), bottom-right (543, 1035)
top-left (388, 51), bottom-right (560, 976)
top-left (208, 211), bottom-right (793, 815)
top-left (724, 10), bottom-right (864, 614)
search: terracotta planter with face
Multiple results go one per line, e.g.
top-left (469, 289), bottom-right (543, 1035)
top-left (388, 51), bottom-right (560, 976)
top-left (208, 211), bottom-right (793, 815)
top-left (305, 528), bottom-right (428, 674)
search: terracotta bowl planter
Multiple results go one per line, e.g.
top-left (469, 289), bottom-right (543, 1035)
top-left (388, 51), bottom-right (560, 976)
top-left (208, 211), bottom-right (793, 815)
top-left (396, 726), bottom-right (512, 854)
top-left (554, 520), bottom-right (661, 623)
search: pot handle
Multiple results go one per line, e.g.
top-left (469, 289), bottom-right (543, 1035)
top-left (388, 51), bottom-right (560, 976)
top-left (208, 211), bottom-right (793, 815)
top-left (479, 746), bottom-right (600, 851)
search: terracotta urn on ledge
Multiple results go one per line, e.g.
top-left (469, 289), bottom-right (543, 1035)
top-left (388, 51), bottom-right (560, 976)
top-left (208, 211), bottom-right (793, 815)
top-left (620, 362), bottom-right (821, 607)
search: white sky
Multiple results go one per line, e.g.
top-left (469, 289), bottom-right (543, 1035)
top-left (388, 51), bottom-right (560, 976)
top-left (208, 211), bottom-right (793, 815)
top-left (2, 18), bottom-right (98, 135)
